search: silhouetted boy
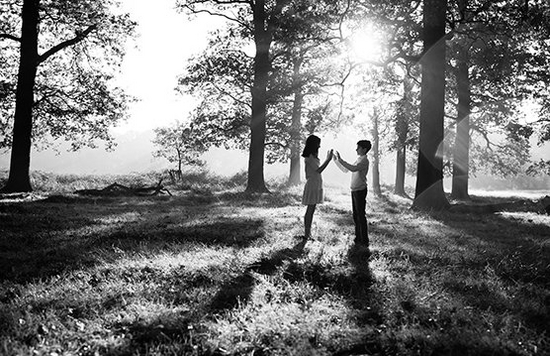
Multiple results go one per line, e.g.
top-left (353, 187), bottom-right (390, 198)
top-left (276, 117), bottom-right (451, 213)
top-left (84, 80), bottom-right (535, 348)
top-left (334, 140), bottom-right (372, 247)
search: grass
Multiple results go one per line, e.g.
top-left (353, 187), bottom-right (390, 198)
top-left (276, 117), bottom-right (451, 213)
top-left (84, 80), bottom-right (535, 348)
top-left (0, 171), bottom-right (549, 355)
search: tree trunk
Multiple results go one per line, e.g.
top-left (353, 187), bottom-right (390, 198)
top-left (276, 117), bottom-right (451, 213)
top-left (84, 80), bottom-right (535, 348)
top-left (451, 44), bottom-right (471, 200)
top-left (413, 0), bottom-right (450, 210)
top-left (394, 78), bottom-right (412, 197)
top-left (2, 0), bottom-right (40, 193)
top-left (246, 0), bottom-right (270, 193)
top-left (371, 108), bottom-right (382, 197)
top-left (451, 0), bottom-right (471, 200)
top-left (288, 57), bottom-right (303, 186)
top-left (395, 147), bottom-right (406, 196)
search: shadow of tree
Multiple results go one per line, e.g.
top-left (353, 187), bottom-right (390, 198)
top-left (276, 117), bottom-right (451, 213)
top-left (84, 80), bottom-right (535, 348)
top-left (0, 195), bottom-right (265, 283)
top-left (368, 205), bottom-right (550, 338)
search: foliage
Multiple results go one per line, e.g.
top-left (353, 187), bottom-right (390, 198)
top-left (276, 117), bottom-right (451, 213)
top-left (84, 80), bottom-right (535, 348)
top-left (0, 0), bottom-right (136, 150)
top-left (445, 0), bottom-right (550, 175)
top-left (527, 159), bottom-right (550, 177)
top-left (177, 0), bottom-right (362, 167)
top-left (152, 121), bottom-right (207, 172)
top-left (178, 27), bottom-right (253, 151)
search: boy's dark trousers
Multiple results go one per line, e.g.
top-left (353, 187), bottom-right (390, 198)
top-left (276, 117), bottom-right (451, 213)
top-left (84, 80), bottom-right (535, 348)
top-left (351, 188), bottom-right (368, 246)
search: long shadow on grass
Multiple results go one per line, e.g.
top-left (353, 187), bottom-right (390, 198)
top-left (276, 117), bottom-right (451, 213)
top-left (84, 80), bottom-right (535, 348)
top-left (430, 208), bottom-right (550, 336)
top-left (208, 239), bottom-right (308, 313)
top-left (0, 195), bottom-right (265, 283)
top-left (369, 204), bottom-right (550, 339)
top-left (282, 245), bottom-right (392, 356)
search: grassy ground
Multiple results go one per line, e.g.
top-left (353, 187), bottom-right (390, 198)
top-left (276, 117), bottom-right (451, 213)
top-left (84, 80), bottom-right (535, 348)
top-left (0, 172), bottom-right (549, 355)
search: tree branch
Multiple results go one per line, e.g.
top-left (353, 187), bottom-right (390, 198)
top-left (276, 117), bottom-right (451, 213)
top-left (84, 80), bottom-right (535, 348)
top-left (183, 5), bottom-right (249, 27)
top-left (208, 80), bottom-right (252, 109)
top-left (38, 24), bottom-right (97, 64)
top-left (0, 33), bottom-right (21, 42)
top-left (264, 141), bottom-right (288, 149)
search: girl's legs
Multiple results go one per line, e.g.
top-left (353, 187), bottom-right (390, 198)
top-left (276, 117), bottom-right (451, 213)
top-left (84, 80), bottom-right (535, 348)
top-left (304, 204), bottom-right (316, 238)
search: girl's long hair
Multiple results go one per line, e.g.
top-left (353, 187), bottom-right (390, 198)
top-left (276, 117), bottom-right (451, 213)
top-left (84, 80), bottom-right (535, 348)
top-left (302, 135), bottom-right (320, 157)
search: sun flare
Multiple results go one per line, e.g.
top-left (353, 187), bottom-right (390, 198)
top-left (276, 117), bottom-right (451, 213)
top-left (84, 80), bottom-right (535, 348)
top-left (349, 24), bottom-right (383, 62)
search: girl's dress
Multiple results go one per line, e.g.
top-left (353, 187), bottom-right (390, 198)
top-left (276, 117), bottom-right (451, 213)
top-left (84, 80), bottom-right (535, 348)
top-left (302, 155), bottom-right (324, 205)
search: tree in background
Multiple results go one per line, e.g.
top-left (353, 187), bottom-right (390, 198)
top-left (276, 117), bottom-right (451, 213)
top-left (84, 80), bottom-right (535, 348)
top-left (178, 0), bottom-right (351, 189)
top-left (445, 0), bottom-right (550, 200)
top-left (152, 122), bottom-right (207, 180)
top-left (269, 0), bottom-right (350, 185)
top-left (0, 0), bottom-right (136, 192)
top-left (392, 73), bottom-right (418, 197)
top-left (522, 1), bottom-right (550, 176)
top-left (177, 0), bottom-right (291, 193)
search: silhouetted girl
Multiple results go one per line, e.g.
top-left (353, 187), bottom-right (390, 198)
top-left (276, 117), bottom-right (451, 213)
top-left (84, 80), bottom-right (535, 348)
top-left (302, 135), bottom-right (333, 239)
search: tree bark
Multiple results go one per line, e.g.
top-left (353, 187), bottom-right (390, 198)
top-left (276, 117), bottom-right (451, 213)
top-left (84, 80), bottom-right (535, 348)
top-left (2, 0), bottom-right (40, 193)
top-left (413, 0), bottom-right (450, 210)
top-left (395, 147), bottom-right (407, 196)
top-left (371, 108), bottom-right (382, 197)
top-left (394, 78), bottom-right (412, 197)
top-left (288, 57), bottom-right (303, 186)
top-left (451, 43), bottom-right (471, 200)
top-left (246, 0), bottom-right (270, 193)
top-left (451, 0), bottom-right (471, 200)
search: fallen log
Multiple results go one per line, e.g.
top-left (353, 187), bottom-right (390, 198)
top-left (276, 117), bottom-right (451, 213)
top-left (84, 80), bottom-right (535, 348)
top-left (75, 179), bottom-right (171, 197)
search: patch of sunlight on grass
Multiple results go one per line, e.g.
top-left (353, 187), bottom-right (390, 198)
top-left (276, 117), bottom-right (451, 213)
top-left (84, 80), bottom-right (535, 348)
top-left (369, 255), bottom-right (393, 283)
top-left (208, 274), bottom-right (364, 354)
top-left (104, 246), bottom-right (240, 276)
top-left (498, 211), bottom-right (550, 224)
top-left (470, 189), bottom-right (548, 199)
top-left (94, 212), bottom-right (142, 224)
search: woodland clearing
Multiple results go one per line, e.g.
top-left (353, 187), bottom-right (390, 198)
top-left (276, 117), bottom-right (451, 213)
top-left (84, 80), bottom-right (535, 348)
top-left (0, 172), bottom-right (549, 355)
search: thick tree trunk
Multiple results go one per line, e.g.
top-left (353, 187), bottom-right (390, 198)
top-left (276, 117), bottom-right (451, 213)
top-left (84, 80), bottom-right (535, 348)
top-left (288, 57), bottom-right (303, 186)
top-left (2, 0), bottom-right (40, 193)
top-left (246, 0), bottom-right (270, 193)
top-left (371, 108), bottom-right (382, 197)
top-left (413, 0), bottom-right (450, 210)
top-left (451, 44), bottom-right (471, 200)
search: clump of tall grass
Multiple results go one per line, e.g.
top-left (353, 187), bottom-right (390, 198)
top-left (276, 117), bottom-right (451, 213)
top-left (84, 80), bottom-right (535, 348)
top-left (31, 171), bottom-right (164, 193)
top-left (0, 169), bottom-right (251, 195)
top-left (172, 169), bottom-right (248, 193)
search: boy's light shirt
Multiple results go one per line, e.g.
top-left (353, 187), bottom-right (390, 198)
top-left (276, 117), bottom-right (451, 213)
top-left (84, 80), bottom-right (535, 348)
top-left (335, 154), bottom-right (369, 191)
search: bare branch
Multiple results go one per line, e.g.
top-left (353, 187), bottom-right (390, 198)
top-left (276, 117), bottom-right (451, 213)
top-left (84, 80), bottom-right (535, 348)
top-left (183, 5), bottom-right (249, 27)
top-left (208, 80), bottom-right (252, 109)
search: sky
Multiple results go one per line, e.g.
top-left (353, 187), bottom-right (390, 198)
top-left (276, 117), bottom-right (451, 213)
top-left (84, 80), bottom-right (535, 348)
top-left (1, 0), bottom-right (248, 176)
top-left (114, 0), bottom-right (214, 132)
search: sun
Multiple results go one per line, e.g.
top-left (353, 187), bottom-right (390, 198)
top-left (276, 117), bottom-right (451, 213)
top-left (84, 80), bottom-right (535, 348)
top-left (349, 24), bottom-right (384, 63)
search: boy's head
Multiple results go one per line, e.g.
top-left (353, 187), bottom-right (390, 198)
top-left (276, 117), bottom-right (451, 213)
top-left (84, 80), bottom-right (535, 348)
top-left (357, 140), bottom-right (372, 154)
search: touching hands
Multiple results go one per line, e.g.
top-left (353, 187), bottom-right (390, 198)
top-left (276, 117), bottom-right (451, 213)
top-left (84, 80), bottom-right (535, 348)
top-left (333, 150), bottom-right (341, 161)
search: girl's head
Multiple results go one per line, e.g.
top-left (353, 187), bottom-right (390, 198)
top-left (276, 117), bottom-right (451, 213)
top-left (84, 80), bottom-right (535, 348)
top-left (302, 135), bottom-right (321, 157)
